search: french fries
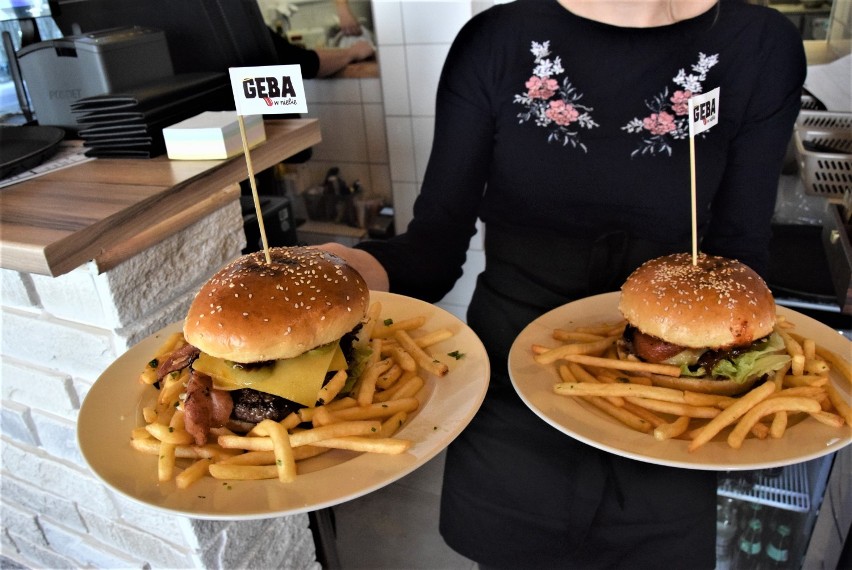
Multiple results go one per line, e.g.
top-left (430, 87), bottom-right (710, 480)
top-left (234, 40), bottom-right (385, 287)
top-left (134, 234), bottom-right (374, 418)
top-left (533, 316), bottom-right (850, 453)
top-left (654, 416), bottom-right (690, 441)
top-left (132, 299), bottom-right (459, 488)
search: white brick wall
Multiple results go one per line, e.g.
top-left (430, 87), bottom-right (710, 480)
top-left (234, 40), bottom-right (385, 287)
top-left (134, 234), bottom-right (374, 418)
top-left (0, 200), bottom-right (320, 569)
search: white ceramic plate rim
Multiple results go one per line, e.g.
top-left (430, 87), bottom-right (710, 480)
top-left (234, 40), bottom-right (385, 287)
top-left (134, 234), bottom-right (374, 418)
top-left (77, 291), bottom-right (490, 519)
top-left (508, 292), bottom-right (851, 471)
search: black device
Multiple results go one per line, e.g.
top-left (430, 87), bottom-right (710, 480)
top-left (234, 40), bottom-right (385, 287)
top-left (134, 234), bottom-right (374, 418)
top-left (2, 0), bottom-right (56, 122)
top-left (48, 0), bottom-right (278, 74)
top-left (240, 195), bottom-right (298, 254)
top-left (368, 206), bottom-right (396, 240)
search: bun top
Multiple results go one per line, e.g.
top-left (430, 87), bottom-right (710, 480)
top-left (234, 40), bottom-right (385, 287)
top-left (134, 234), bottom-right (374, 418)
top-left (184, 247), bottom-right (369, 362)
top-left (618, 253), bottom-right (776, 349)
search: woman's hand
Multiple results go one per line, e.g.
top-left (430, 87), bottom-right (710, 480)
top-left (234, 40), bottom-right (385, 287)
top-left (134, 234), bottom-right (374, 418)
top-left (335, 0), bottom-right (362, 36)
top-left (314, 242), bottom-right (390, 292)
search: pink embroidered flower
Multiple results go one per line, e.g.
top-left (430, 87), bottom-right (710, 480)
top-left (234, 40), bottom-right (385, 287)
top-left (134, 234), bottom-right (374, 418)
top-left (526, 76), bottom-right (559, 100)
top-left (670, 90), bottom-right (693, 116)
top-left (643, 111), bottom-right (676, 135)
top-left (545, 100), bottom-right (580, 126)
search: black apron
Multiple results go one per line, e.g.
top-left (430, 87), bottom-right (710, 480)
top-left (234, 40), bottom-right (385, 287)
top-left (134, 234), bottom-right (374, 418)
top-left (439, 224), bottom-right (717, 569)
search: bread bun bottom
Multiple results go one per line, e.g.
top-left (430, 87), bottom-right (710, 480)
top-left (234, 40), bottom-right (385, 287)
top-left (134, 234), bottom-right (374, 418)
top-left (647, 373), bottom-right (764, 397)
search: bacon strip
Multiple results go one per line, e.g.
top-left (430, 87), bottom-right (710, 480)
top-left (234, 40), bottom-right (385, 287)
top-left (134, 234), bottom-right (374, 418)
top-left (183, 370), bottom-right (233, 446)
top-left (156, 343), bottom-right (200, 381)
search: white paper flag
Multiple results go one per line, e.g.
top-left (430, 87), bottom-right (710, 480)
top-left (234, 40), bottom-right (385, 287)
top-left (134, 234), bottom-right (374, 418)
top-left (688, 87), bottom-right (720, 137)
top-left (228, 64), bottom-right (308, 116)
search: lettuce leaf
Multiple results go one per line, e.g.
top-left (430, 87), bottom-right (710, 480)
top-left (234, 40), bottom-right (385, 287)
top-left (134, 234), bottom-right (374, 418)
top-left (680, 332), bottom-right (791, 384)
top-left (342, 344), bottom-right (374, 395)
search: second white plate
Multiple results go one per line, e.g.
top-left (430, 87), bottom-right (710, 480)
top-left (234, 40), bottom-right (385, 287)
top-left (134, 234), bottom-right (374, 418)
top-left (508, 292), bottom-right (851, 471)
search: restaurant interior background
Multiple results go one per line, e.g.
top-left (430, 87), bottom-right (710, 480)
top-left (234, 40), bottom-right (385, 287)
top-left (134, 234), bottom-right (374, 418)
top-left (0, 0), bottom-right (850, 569)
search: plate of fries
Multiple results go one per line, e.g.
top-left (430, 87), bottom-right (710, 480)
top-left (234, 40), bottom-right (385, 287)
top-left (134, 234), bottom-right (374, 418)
top-left (508, 292), bottom-right (852, 470)
top-left (77, 291), bottom-right (489, 518)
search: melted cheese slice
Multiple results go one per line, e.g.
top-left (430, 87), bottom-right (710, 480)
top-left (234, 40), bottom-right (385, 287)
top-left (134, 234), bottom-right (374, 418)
top-left (193, 342), bottom-right (347, 407)
top-left (662, 347), bottom-right (705, 367)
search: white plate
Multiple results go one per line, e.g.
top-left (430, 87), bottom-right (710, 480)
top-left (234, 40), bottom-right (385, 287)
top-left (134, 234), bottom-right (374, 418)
top-left (508, 292), bottom-right (852, 471)
top-left (78, 291), bottom-right (489, 519)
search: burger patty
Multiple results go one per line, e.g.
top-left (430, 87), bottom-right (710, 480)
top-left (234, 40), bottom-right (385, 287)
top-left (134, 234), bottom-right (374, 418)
top-left (231, 389), bottom-right (300, 424)
top-left (225, 325), bottom-right (363, 425)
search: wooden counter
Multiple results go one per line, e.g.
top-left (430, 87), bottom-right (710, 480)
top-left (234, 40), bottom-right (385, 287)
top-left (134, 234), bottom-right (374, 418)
top-left (0, 119), bottom-right (321, 277)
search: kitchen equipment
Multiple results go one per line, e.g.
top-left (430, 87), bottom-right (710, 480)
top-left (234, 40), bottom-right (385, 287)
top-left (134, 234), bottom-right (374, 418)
top-left (791, 109), bottom-right (852, 317)
top-left (822, 201), bottom-right (852, 314)
top-left (240, 194), bottom-right (298, 253)
top-left (794, 110), bottom-right (852, 202)
top-left (16, 26), bottom-right (173, 131)
top-left (0, 125), bottom-right (64, 179)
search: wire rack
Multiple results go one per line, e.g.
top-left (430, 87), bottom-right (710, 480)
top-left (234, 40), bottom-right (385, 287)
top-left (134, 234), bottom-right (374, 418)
top-left (718, 463), bottom-right (811, 512)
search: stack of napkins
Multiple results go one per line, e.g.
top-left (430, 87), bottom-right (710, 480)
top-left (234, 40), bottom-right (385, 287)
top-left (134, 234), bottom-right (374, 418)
top-left (70, 72), bottom-right (231, 158)
top-left (163, 111), bottom-right (266, 160)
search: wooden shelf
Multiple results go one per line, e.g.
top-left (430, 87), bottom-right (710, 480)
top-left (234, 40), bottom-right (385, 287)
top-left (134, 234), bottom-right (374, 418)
top-left (0, 119), bottom-right (321, 276)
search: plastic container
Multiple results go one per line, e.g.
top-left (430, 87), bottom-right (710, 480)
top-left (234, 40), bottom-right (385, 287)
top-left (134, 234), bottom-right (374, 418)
top-left (794, 110), bottom-right (852, 202)
top-left (796, 109), bottom-right (852, 131)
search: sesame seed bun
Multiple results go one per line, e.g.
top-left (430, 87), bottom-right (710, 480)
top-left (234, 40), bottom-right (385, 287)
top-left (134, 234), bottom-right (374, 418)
top-left (184, 246), bottom-right (369, 362)
top-left (618, 253), bottom-right (776, 350)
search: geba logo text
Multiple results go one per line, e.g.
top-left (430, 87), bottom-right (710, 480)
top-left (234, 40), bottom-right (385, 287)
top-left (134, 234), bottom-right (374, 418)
top-left (241, 76), bottom-right (297, 100)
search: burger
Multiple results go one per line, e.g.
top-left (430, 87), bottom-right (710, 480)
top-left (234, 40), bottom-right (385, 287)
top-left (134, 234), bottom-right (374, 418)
top-left (165, 246), bottom-right (370, 444)
top-left (616, 253), bottom-right (791, 396)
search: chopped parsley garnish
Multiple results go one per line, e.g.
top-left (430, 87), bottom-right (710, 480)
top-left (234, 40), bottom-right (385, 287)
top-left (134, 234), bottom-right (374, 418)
top-left (447, 350), bottom-right (465, 360)
top-left (383, 318), bottom-right (394, 326)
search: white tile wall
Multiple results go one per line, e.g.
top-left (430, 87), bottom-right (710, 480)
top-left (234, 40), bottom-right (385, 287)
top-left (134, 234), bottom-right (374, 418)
top-left (302, 76), bottom-right (392, 203)
top-left (378, 46), bottom-right (412, 115)
top-left (364, 103), bottom-right (390, 162)
top-left (371, 1), bottom-right (405, 45)
top-left (411, 115), bottom-right (436, 181)
top-left (311, 103), bottom-right (370, 162)
top-left (385, 116), bottom-right (418, 182)
top-left (400, 1), bottom-right (472, 44)
top-left (370, 1), bottom-right (487, 318)
top-left (405, 44), bottom-right (451, 116)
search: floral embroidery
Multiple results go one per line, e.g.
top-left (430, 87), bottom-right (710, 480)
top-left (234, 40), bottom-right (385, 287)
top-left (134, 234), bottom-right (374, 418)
top-left (514, 41), bottom-right (598, 152)
top-left (622, 52), bottom-right (720, 157)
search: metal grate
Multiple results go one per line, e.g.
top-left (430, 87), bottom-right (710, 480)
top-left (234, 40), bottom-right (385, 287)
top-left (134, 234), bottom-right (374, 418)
top-left (718, 463), bottom-right (811, 512)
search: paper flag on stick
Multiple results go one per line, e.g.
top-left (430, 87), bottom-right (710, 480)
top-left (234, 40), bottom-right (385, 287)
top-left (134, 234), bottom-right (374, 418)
top-left (227, 64), bottom-right (309, 264)
top-left (228, 64), bottom-right (308, 116)
top-left (687, 87), bottom-right (720, 265)
top-left (688, 87), bottom-right (720, 137)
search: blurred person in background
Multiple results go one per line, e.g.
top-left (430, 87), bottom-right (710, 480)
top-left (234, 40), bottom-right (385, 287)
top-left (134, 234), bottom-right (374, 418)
top-left (318, 0), bottom-right (805, 567)
top-left (334, 0), bottom-right (364, 36)
top-left (260, 0), bottom-right (373, 77)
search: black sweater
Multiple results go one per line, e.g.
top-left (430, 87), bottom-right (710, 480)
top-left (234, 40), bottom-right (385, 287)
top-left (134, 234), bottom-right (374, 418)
top-left (359, 0), bottom-right (806, 301)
